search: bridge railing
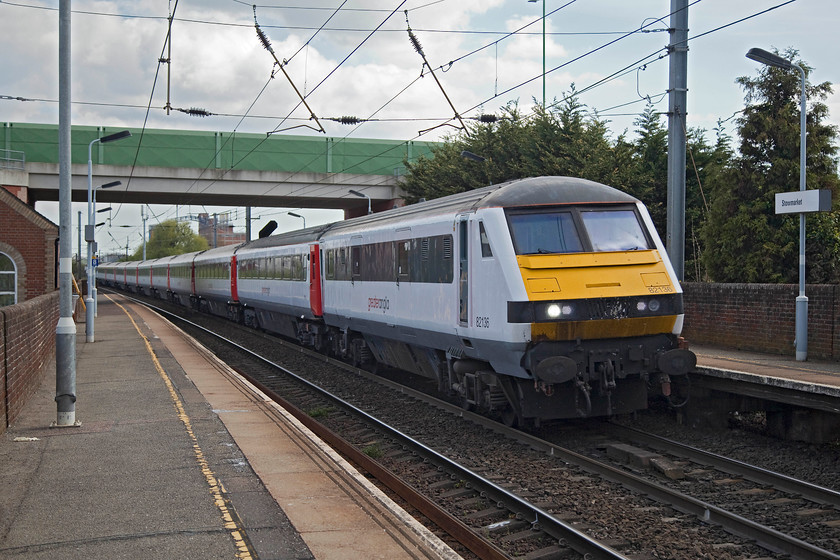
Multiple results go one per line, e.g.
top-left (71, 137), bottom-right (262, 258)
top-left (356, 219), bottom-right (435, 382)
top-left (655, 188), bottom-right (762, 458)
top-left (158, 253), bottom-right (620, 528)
top-left (0, 149), bottom-right (25, 170)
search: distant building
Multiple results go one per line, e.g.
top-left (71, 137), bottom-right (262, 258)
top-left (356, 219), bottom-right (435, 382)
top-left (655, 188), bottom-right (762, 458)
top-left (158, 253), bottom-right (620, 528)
top-left (0, 186), bottom-right (58, 305)
top-left (197, 212), bottom-right (246, 248)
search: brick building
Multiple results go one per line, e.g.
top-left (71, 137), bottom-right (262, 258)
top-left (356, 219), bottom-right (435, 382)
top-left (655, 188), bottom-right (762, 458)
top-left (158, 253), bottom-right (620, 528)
top-left (197, 212), bottom-right (246, 248)
top-left (0, 186), bottom-right (58, 305)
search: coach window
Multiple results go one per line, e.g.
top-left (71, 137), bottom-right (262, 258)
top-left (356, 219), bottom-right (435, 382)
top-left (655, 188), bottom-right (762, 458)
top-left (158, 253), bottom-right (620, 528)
top-left (0, 253), bottom-right (17, 306)
top-left (397, 241), bottom-right (409, 278)
top-left (292, 255), bottom-right (302, 280)
top-left (325, 250), bottom-right (335, 279)
top-left (351, 246), bottom-right (361, 278)
top-left (478, 222), bottom-right (493, 258)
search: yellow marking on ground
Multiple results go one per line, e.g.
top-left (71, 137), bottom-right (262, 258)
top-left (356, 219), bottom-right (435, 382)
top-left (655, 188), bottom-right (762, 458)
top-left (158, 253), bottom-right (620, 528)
top-left (109, 295), bottom-right (253, 560)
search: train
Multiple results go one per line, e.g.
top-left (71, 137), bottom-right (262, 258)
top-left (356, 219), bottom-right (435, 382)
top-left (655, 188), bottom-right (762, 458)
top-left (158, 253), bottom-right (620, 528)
top-left (97, 176), bottom-right (695, 427)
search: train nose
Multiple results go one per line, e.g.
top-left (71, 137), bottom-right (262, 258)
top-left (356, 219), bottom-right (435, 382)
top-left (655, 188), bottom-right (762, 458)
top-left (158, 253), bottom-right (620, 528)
top-left (656, 348), bottom-right (696, 376)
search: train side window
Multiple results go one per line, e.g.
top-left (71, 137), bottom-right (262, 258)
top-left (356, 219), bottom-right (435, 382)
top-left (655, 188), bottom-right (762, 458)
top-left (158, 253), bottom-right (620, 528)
top-left (397, 241), bottom-right (409, 277)
top-left (326, 250), bottom-right (335, 279)
top-left (351, 246), bottom-right (361, 278)
top-left (292, 255), bottom-right (303, 280)
top-left (478, 222), bottom-right (493, 257)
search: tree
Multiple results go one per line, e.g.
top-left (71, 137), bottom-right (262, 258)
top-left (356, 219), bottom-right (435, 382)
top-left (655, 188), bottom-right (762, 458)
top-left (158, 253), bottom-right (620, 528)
top-left (702, 48), bottom-right (839, 283)
top-left (127, 219), bottom-right (208, 260)
top-left (401, 91), bottom-right (629, 203)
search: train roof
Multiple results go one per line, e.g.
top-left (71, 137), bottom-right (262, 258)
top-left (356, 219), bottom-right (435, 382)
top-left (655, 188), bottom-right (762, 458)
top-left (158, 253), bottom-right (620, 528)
top-left (320, 176), bottom-right (640, 235)
top-left (236, 223), bottom-right (332, 252)
top-left (475, 176), bottom-right (640, 208)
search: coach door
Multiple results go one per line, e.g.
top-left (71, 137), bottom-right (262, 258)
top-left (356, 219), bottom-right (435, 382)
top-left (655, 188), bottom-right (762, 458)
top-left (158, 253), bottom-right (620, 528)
top-left (309, 244), bottom-right (323, 317)
top-left (230, 255), bottom-right (238, 303)
top-left (457, 215), bottom-right (470, 326)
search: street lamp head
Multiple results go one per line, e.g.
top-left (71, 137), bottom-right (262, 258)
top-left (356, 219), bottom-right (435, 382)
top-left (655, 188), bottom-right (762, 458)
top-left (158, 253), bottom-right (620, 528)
top-left (100, 130), bottom-right (132, 144)
top-left (100, 180), bottom-right (121, 189)
top-left (746, 48), bottom-right (793, 70)
top-left (460, 150), bottom-right (486, 162)
top-left (288, 211), bottom-right (305, 228)
top-left (348, 189), bottom-right (372, 214)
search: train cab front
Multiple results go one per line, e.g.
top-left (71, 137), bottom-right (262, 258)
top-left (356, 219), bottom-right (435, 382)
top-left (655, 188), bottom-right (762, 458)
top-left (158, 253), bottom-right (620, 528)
top-left (505, 203), bottom-right (696, 419)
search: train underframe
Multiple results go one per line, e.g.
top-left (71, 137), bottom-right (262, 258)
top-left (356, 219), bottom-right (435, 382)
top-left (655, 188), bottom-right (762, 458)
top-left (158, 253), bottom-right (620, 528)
top-left (152, 297), bottom-right (693, 427)
top-left (267, 308), bottom-right (695, 426)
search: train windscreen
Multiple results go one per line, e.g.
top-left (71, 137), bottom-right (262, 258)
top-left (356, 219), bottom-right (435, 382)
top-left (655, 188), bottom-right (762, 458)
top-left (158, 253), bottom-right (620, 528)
top-left (507, 206), bottom-right (651, 255)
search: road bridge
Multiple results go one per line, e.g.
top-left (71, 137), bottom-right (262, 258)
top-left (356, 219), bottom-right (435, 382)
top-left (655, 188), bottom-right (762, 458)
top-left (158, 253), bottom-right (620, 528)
top-left (0, 123), bottom-right (438, 215)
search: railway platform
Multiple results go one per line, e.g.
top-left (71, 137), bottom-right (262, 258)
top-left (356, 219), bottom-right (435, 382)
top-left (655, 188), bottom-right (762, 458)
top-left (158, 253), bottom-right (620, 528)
top-left (0, 294), bottom-right (460, 560)
top-left (690, 344), bottom-right (840, 442)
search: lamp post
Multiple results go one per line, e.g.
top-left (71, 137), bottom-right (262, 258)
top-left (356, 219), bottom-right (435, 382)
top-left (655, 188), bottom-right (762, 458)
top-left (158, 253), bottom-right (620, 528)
top-left (528, 0), bottom-right (546, 107)
top-left (746, 47), bottom-right (808, 361)
top-left (288, 211), bottom-right (306, 229)
top-left (91, 180), bottom-right (119, 318)
top-left (349, 189), bottom-right (372, 215)
top-left (86, 130), bottom-right (130, 342)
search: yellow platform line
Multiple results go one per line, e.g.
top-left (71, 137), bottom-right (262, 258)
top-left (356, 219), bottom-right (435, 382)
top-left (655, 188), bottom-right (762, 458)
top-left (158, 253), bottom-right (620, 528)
top-left (109, 295), bottom-right (253, 559)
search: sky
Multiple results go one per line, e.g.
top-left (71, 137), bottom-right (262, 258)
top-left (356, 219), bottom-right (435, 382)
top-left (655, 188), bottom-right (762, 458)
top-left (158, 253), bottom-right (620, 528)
top-left (1, 0), bottom-right (838, 257)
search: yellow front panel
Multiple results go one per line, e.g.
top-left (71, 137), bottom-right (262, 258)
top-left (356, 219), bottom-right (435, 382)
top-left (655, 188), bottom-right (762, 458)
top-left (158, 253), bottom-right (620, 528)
top-left (518, 249), bottom-right (680, 341)
top-left (531, 316), bottom-right (678, 341)
top-left (519, 250), bottom-right (675, 301)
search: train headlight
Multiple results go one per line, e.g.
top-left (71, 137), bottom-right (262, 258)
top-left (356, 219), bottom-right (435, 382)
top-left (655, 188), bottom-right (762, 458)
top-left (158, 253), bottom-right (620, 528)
top-left (648, 299), bottom-right (661, 312)
top-left (636, 301), bottom-right (647, 312)
top-left (542, 302), bottom-right (573, 320)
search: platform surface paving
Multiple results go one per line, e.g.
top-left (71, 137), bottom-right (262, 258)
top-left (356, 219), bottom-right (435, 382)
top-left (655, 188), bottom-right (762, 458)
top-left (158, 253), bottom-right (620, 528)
top-left (0, 295), bottom-right (460, 560)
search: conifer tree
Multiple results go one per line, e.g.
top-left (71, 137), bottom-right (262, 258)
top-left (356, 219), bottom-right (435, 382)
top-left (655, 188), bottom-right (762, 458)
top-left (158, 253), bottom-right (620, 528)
top-left (702, 48), bottom-right (839, 283)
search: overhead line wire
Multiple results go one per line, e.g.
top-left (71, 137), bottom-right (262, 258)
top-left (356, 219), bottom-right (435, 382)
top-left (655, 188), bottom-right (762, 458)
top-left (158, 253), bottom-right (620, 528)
top-left (170, 0), bottom-right (410, 208)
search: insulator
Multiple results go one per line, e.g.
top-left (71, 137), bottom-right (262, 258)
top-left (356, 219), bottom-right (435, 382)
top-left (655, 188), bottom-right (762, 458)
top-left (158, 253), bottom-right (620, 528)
top-left (477, 114), bottom-right (497, 123)
top-left (255, 25), bottom-right (274, 54)
top-left (185, 108), bottom-right (211, 117)
top-left (338, 116), bottom-right (361, 125)
top-left (407, 29), bottom-right (424, 57)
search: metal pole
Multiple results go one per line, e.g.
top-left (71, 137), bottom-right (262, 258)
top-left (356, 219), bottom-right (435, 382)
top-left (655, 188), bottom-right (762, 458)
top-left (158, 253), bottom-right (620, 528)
top-left (541, 0), bottom-right (545, 107)
top-left (794, 63), bottom-right (808, 361)
top-left (528, 0), bottom-right (546, 107)
top-left (77, 210), bottom-right (81, 276)
top-left (141, 206), bottom-right (147, 259)
top-left (666, 0), bottom-right (688, 280)
top-left (92, 187), bottom-right (97, 318)
top-left (85, 138), bottom-right (97, 342)
top-left (55, 0), bottom-right (78, 427)
top-left (245, 206), bottom-right (251, 242)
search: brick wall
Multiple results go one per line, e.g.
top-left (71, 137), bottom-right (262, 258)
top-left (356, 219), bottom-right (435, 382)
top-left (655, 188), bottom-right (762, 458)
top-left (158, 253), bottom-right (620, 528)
top-left (0, 187), bottom-right (58, 302)
top-left (682, 283), bottom-right (840, 360)
top-left (0, 291), bottom-right (59, 432)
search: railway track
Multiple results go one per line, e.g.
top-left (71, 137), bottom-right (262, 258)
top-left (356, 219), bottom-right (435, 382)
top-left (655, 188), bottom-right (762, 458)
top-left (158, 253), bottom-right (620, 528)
top-left (124, 293), bottom-right (840, 560)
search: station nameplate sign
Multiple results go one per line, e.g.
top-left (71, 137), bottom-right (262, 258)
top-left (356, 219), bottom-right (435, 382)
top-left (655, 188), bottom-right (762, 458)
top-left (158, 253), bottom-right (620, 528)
top-left (774, 189), bottom-right (832, 214)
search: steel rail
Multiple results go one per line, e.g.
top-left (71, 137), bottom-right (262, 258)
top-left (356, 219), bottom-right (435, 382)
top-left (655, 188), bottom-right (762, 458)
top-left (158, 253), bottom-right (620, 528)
top-left (607, 422), bottom-right (840, 507)
top-left (122, 293), bottom-right (840, 560)
top-left (128, 294), bottom-right (628, 560)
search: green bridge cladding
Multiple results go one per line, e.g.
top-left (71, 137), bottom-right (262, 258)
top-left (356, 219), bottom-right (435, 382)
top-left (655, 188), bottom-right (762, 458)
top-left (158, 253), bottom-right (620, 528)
top-left (1, 122), bottom-right (438, 176)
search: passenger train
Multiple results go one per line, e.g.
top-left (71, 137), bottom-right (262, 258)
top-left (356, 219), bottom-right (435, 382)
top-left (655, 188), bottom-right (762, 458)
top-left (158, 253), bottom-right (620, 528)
top-left (98, 176), bottom-right (695, 426)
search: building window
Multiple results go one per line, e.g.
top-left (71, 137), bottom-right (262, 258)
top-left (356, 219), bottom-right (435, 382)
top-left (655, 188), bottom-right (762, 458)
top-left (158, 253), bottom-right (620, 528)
top-left (0, 252), bottom-right (17, 307)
